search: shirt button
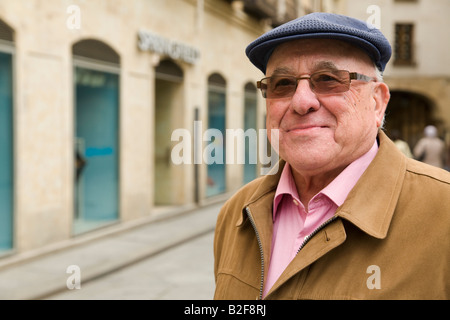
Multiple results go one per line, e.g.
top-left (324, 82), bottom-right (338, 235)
top-left (293, 199), bottom-right (299, 206)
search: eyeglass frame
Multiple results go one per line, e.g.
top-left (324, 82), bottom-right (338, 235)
top-left (256, 70), bottom-right (377, 99)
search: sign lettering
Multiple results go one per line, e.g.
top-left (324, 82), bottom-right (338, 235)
top-left (138, 30), bottom-right (200, 64)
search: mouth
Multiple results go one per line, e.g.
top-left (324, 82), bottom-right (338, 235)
top-left (286, 125), bottom-right (329, 133)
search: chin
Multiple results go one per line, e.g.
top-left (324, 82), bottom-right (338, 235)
top-left (283, 152), bottom-right (333, 171)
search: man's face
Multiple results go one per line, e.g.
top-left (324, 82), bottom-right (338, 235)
top-left (265, 39), bottom-right (390, 177)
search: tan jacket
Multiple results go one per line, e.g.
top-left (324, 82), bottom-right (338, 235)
top-left (214, 131), bottom-right (450, 300)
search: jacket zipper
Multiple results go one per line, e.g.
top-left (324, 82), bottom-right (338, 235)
top-left (246, 208), bottom-right (338, 300)
top-left (296, 216), bottom-right (338, 254)
top-left (245, 206), bottom-right (265, 300)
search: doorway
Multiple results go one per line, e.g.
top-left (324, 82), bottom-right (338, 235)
top-left (154, 60), bottom-right (184, 206)
top-left (384, 91), bottom-right (436, 149)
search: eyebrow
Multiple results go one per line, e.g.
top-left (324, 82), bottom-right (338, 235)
top-left (269, 67), bottom-right (294, 76)
top-left (269, 61), bottom-right (340, 77)
top-left (312, 61), bottom-right (339, 72)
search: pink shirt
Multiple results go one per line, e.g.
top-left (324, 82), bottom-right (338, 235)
top-left (263, 140), bottom-right (378, 298)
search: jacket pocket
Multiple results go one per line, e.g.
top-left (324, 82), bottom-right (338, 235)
top-left (214, 272), bottom-right (260, 300)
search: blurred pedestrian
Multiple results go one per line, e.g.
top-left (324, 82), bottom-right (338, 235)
top-left (214, 13), bottom-right (450, 300)
top-left (446, 143), bottom-right (450, 171)
top-left (390, 129), bottom-right (413, 158)
top-left (413, 125), bottom-right (446, 168)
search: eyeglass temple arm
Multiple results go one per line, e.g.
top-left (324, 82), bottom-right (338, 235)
top-left (256, 81), bottom-right (262, 89)
top-left (256, 81), bottom-right (267, 98)
top-left (349, 72), bottom-right (376, 82)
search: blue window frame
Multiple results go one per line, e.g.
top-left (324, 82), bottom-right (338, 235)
top-left (0, 51), bottom-right (13, 251)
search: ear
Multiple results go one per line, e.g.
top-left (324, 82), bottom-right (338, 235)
top-left (372, 82), bottom-right (390, 128)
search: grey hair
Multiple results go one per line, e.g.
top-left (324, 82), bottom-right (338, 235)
top-left (374, 64), bottom-right (384, 82)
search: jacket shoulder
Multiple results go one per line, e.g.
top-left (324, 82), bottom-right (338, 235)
top-left (405, 158), bottom-right (450, 185)
top-left (402, 158), bottom-right (450, 216)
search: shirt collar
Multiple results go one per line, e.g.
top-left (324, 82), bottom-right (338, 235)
top-left (273, 163), bottom-right (299, 220)
top-left (273, 140), bottom-right (379, 219)
top-left (321, 140), bottom-right (378, 207)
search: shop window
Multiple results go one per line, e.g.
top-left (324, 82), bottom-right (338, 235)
top-left (72, 39), bottom-right (120, 234)
top-left (243, 82), bottom-right (258, 184)
top-left (0, 18), bottom-right (14, 252)
top-left (207, 73), bottom-right (227, 197)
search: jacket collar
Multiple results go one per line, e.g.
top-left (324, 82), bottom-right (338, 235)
top-left (236, 159), bottom-right (285, 227)
top-left (238, 130), bottom-right (406, 240)
top-left (336, 131), bottom-right (406, 239)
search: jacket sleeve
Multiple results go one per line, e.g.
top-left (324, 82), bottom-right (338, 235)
top-left (213, 201), bottom-right (228, 283)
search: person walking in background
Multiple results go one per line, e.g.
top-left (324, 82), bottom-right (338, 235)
top-left (390, 129), bottom-right (413, 158)
top-left (446, 144), bottom-right (450, 171)
top-left (413, 125), bottom-right (446, 168)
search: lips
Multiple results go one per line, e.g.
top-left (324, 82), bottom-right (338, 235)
top-left (286, 124), bottom-right (328, 132)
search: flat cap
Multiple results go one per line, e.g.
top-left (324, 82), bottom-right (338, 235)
top-left (246, 12), bottom-right (392, 74)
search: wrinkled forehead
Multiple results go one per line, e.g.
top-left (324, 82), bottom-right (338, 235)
top-left (266, 38), bottom-right (374, 75)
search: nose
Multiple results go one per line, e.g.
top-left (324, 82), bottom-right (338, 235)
top-left (290, 78), bottom-right (321, 116)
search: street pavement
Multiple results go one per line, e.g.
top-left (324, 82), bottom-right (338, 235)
top-left (0, 201), bottom-right (223, 300)
top-left (47, 231), bottom-right (215, 300)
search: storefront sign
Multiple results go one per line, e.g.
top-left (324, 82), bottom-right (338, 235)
top-left (138, 30), bottom-right (200, 65)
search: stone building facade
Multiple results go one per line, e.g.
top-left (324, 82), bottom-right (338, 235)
top-left (0, 0), bottom-right (284, 256)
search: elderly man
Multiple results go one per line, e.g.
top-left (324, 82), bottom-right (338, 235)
top-left (213, 13), bottom-right (450, 300)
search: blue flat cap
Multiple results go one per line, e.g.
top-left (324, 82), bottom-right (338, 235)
top-left (246, 12), bottom-right (392, 74)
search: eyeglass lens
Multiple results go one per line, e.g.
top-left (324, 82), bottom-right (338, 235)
top-left (260, 70), bottom-right (352, 99)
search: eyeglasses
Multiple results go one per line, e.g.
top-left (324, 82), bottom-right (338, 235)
top-left (256, 70), bottom-right (377, 99)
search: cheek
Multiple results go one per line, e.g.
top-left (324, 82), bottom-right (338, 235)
top-left (266, 101), bottom-right (285, 128)
top-left (332, 96), bottom-right (378, 147)
top-left (324, 96), bottom-right (367, 140)
top-left (335, 92), bottom-right (373, 124)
